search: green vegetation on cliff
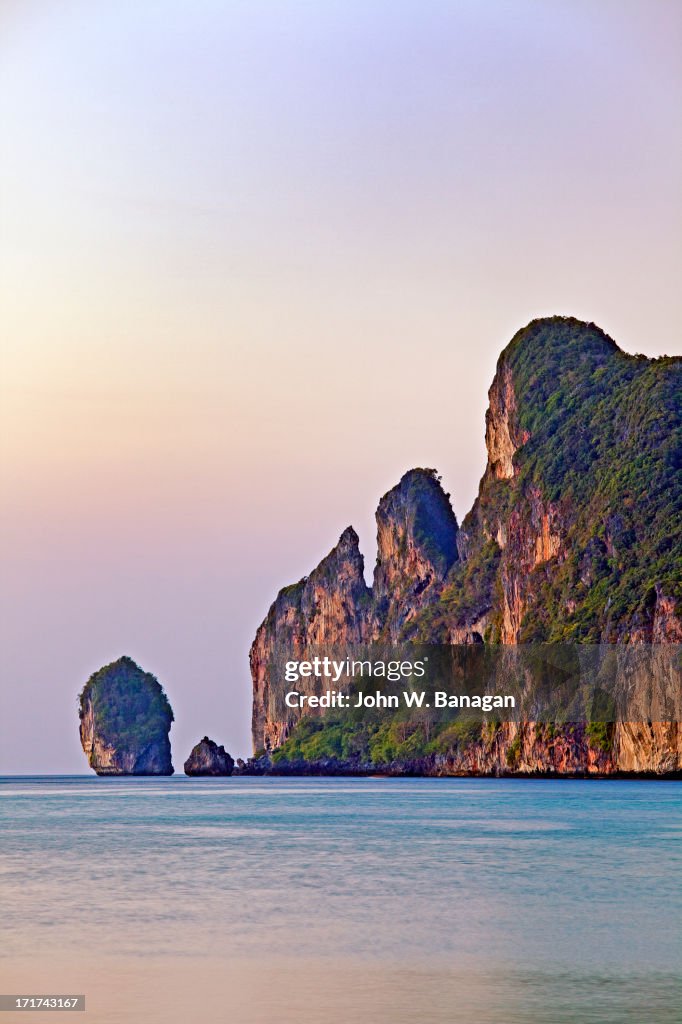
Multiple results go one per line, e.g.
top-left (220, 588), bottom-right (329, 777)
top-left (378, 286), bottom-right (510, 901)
top-left (509, 318), bottom-right (680, 638)
top-left (79, 656), bottom-right (174, 752)
top-left (272, 709), bottom-right (484, 766)
top-left (413, 317), bottom-right (681, 643)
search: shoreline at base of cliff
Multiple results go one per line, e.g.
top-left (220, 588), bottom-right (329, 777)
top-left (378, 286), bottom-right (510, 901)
top-left (232, 754), bottom-right (682, 780)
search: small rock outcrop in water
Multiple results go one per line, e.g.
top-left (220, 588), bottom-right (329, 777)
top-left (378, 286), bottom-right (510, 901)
top-left (79, 656), bottom-right (174, 775)
top-left (184, 737), bottom-right (234, 776)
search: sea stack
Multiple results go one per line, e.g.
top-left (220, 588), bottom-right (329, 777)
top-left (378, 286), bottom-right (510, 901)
top-left (78, 656), bottom-right (174, 775)
top-left (184, 737), bottom-right (234, 776)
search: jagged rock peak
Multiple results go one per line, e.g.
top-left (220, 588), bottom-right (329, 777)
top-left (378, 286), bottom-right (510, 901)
top-left (307, 525), bottom-right (366, 584)
top-left (249, 522), bottom-right (372, 753)
top-left (300, 525), bottom-right (371, 637)
top-left (374, 469), bottom-right (458, 585)
top-left (371, 469), bottom-right (458, 639)
top-left (336, 524), bottom-right (361, 550)
top-left (268, 526), bottom-right (365, 609)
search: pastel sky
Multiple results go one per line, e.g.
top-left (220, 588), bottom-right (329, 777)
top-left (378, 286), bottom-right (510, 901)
top-left (1, 1), bottom-right (680, 771)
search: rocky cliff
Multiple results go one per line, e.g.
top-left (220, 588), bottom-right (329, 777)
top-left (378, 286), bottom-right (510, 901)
top-left (79, 656), bottom-right (174, 775)
top-left (424, 319), bottom-right (680, 649)
top-left (372, 469), bottom-right (459, 640)
top-left (250, 470), bottom-right (457, 752)
top-left (251, 317), bottom-right (681, 774)
top-left (250, 525), bottom-right (371, 752)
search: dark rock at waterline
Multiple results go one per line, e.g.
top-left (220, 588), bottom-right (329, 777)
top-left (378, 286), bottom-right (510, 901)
top-left (184, 736), bottom-right (234, 776)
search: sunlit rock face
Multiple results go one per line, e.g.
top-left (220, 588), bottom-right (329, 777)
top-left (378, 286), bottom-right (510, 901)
top-left (249, 525), bottom-right (372, 753)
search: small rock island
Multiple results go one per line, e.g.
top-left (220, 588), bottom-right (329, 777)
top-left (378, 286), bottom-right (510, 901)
top-left (184, 737), bottom-right (234, 776)
top-left (79, 656), bottom-right (174, 775)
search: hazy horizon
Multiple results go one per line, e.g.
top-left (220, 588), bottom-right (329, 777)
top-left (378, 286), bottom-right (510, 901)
top-left (1, 1), bottom-right (681, 771)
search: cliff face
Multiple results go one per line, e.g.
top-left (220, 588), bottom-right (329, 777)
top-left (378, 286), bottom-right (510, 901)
top-left (250, 525), bottom-right (371, 752)
top-left (78, 656), bottom-right (174, 775)
top-left (483, 361), bottom-right (530, 482)
top-left (251, 317), bottom-right (681, 773)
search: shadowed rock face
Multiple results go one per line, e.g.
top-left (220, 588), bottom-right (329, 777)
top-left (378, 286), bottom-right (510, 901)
top-left (372, 470), bottom-right (459, 640)
top-left (250, 317), bottom-right (681, 773)
top-left (79, 656), bottom-right (174, 775)
top-left (184, 737), bottom-right (234, 776)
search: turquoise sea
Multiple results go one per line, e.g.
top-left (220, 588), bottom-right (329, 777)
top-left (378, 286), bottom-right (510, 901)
top-left (1, 777), bottom-right (680, 1023)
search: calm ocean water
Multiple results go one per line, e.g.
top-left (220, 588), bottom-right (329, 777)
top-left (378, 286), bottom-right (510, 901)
top-left (0, 776), bottom-right (680, 1024)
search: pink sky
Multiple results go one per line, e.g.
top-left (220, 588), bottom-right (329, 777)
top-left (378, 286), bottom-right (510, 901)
top-left (1, 0), bottom-right (680, 770)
